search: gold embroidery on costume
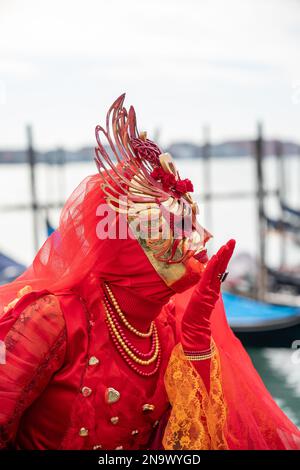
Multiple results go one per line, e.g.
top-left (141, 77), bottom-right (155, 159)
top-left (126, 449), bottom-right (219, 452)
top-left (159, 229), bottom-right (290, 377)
top-left (162, 342), bottom-right (228, 450)
top-left (3, 285), bottom-right (33, 314)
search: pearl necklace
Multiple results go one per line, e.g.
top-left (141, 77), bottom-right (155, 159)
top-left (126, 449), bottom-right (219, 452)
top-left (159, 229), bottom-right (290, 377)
top-left (102, 284), bottom-right (161, 376)
top-left (104, 282), bottom-right (154, 338)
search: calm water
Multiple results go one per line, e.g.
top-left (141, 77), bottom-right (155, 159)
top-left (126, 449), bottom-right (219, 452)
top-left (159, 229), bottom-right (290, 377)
top-left (0, 157), bottom-right (299, 427)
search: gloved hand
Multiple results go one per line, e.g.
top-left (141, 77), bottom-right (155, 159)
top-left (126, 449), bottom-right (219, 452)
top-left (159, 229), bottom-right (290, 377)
top-left (181, 239), bottom-right (236, 390)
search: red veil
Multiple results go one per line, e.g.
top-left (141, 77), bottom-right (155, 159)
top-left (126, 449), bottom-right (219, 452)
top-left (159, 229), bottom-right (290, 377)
top-left (0, 174), bottom-right (108, 312)
top-left (1, 173), bottom-right (300, 450)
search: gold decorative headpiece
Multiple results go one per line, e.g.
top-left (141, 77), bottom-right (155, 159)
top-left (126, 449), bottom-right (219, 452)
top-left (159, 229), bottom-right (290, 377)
top-left (94, 94), bottom-right (211, 271)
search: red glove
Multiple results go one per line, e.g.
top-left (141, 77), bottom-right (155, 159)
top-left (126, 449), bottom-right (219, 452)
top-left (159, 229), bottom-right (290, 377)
top-left (181, 239), bottom-right (236, 390)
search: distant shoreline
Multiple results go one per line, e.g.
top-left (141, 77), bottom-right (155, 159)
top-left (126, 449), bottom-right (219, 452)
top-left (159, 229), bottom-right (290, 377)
top-left (0, 139), bottom-right (299, 164)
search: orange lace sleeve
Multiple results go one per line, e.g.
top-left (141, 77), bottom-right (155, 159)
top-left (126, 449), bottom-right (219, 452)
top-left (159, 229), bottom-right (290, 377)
top-left (0, 294), bottom-right (66, 448)
top-left (162, 341), bottom-right (228, 450)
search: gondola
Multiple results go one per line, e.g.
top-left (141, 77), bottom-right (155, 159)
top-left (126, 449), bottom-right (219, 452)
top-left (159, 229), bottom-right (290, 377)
top-left (224, 291), bottom-right (300, 348)
top-left (263, 212), bottom-right (300, 292)
top-left (0, 252), bottom-right (25, 285)
top-left (46, 215), bottom-right (55, 236)
top-left (265, 214), bottom-right (299, 234)
top-left (280, 200), bottom-right (300, 219)
top-left (267, 267), bottom-right (300, 294)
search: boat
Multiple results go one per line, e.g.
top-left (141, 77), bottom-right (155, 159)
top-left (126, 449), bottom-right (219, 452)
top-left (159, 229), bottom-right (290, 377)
top-left (0, 252), bottom-right (26, 285)
top-left (46, 215), bottom-right (55, 237)
top-left (280, 200), bottom-right (300, 219)
top-left (265, 214), bottom-right (299, 234)
top-left (224, 291), bottom-right (300, 348)
top-left (267, 267), bottom-right (300, 294)
top-left (264, 212), bottom-right (300, 247)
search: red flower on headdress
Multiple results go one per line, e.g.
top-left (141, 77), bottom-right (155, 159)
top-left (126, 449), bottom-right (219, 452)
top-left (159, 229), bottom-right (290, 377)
top-left (150, 167), bottom-right (164, 180)
top-left (175, 178), bottom-right (194, 195)
top-left (150, 167), bottom-right (193, 195)
top-left (150, 167), bottom-right (175, 188)
top-left (151, 167), bottom-right (194, 197)
top-left (130, 138), bottom-right (161, 166)
top-left (151, 167), bottom-right (175, 189)
top-left (162, 173), bottom-right (177, 190)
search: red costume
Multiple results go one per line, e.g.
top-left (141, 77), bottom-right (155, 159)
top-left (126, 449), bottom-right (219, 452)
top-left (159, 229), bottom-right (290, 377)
top-left (0, 95), bottom-right (300, 450)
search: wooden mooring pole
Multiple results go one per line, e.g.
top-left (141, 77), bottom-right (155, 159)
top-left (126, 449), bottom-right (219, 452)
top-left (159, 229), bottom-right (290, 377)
top-left (26, 125), bottom-right (39, 253)
top-left (202, 125), bottom-right (212, 234)
top-left (254, 122), bottom-right (267, 300)
top-left (275, 140), bottom-right (286, 268)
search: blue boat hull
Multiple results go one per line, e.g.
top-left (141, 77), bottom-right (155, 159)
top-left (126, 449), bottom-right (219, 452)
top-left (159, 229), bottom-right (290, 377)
top-left (223, 292), bottom-right (300, 348)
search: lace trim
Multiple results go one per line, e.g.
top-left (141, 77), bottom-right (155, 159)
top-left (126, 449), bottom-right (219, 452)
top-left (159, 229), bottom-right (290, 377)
top-left (162, 341), bottom-right (228, 450)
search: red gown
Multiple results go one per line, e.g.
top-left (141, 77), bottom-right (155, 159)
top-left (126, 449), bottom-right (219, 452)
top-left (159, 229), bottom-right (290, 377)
top-left (0, 280), bottom-right (175, 450)
top-left (1, 173), bottom-right (300, 450)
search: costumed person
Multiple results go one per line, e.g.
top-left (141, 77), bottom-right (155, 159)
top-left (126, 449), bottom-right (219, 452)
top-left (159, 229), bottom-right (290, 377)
top-left (0, 95), bottom-right (300, 450)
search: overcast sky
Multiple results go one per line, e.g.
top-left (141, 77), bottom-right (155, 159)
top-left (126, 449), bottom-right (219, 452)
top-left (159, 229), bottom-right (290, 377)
top-left (0, 0), bottom-right (300, 150)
